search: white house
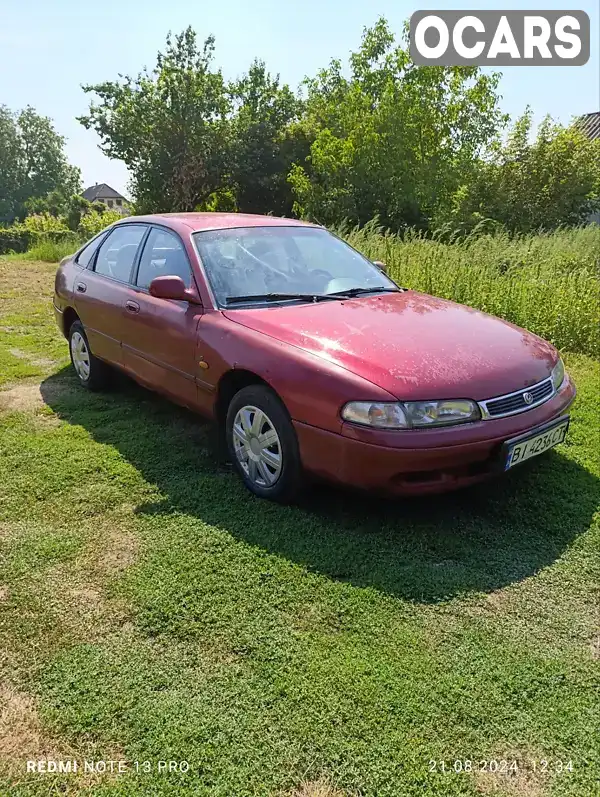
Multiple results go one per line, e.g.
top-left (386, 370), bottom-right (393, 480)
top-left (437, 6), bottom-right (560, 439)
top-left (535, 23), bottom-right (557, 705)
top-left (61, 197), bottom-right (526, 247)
top-left (82, 183), bottom-right (130, 216)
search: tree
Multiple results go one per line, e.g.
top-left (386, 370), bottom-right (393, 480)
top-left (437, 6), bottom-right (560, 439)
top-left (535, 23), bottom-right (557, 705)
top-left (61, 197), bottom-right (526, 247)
top-left (439, 111), bottom-right (600, 232)
top-left (288, 18), bottom-right (507, 229)
top-left (80, 30), bottom-right (308, 216)
top-left (228, 60), bottom-right (307, 216)
top-left (0, 106), bottom-right (80, 223)
top-left (0, 107), bottom-right (23, 221)
top-left (79, 27), bottom-right (231, 213)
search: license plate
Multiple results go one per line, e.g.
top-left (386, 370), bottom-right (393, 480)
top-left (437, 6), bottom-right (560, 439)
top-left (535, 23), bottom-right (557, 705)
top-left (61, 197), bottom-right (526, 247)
top-left (504, 417), bottom-right (569, 470)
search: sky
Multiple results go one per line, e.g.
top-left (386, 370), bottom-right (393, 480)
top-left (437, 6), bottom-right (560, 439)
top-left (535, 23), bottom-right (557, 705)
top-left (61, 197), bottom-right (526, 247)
top-left (1, 0), bottom-right (598, 197)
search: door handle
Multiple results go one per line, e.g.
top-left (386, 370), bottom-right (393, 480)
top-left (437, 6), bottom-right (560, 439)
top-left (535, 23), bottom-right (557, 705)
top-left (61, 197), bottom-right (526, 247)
top-left (125, 300), bottom-right (140, 314)
top-left (75, 282), bottom-right (87, 293)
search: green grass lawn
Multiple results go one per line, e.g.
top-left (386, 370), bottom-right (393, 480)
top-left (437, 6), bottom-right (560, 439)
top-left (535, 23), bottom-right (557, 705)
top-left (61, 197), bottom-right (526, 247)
top-left (0, 256), bottom-right (599, 797)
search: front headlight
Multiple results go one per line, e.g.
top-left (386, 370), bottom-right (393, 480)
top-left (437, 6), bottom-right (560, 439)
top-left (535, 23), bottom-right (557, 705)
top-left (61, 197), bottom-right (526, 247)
top-left (341, 401), bottom-right (409, 429)
top-left (341, 399), bottom-right (480, 429)
top-left (402, 399), bottom-right (481, 427)
top-left (551, 358), bottom-right (565, 391)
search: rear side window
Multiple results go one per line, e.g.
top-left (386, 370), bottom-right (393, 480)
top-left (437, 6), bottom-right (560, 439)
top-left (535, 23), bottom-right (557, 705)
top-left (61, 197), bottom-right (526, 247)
top-left (94, 225), bottom-right (147, 283)
top-left (136, 228), bottom-right (192, 290)
top-left (76, 233), bottom-right (108, 268)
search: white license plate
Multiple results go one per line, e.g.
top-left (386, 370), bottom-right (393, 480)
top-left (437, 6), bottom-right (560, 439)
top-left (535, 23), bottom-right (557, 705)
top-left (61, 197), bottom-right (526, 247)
top-left (505, 418), bottom-right (569, 470)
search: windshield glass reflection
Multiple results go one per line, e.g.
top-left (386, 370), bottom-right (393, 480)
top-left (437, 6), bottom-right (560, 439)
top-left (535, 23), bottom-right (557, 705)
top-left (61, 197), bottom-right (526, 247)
top-left (193, 226), bottom-right (398, 305)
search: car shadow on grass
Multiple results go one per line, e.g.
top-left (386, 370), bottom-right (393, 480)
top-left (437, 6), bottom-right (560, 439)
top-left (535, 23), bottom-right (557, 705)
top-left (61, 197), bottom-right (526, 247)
top-left (41, 368), bottom-right (598, 603)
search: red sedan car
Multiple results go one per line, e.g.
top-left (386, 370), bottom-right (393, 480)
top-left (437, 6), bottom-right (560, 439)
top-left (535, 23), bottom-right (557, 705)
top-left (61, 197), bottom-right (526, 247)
top-left (53, 213), bottom-right (575, 501)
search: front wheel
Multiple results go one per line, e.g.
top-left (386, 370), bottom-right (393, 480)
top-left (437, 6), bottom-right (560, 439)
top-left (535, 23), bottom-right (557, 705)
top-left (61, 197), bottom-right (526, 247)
top-left (68, 321), bottom-right (111, 391)
top-left (225, 385), bottom-right (304, 502)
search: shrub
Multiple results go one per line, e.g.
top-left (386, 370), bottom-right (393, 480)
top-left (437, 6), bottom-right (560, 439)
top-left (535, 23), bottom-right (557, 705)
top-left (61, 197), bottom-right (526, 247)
top-left (196, 188), bottom-right (238, 212)
top-left (0, 228), bottom-right (34, 254)
top-left (0, 228), bottom-right (78, 255)
top-left (19, 212), bottom-right (70, 233)
top-left (77, 209), bottom-right (121, 239)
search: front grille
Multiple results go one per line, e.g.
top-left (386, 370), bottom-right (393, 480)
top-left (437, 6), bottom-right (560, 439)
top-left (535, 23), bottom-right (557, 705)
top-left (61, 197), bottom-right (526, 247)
top-left (480, 377), bottom-right (554, 419)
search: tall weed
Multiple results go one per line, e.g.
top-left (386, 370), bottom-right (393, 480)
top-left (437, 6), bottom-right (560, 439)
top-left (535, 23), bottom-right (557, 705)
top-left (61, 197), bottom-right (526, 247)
top-left (25, 239), bottom-right (78, 263)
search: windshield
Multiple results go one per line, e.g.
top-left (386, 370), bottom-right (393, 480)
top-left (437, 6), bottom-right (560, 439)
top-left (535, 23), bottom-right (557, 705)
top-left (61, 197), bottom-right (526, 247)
top-left (192, 226), bottom-right (398, 306)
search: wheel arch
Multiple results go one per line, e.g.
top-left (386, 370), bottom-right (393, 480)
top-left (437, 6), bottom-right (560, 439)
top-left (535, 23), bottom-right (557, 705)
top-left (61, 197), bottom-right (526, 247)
top-left (62, 306), bottom-right (80, 338)
top-left (215, 369), bottom-right (284, 425)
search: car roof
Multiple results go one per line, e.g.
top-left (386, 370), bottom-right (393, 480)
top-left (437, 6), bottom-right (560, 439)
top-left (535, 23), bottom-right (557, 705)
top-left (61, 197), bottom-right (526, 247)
top-left (121, 212), bottom-right (321, 233)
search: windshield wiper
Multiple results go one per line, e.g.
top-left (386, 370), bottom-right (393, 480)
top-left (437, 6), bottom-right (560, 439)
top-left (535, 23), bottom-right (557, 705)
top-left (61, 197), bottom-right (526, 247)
top-left (225, 292), bottom-right (339, 305)
top-left (326, 286), bottom-right (403, 298)
top-left (225, 286), bottom-right (406, 305)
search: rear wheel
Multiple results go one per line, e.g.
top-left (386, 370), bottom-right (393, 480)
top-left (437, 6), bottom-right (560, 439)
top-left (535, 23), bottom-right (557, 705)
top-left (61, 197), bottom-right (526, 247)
top-left (226, 385), bottom-right (304, 502)
top-left (68, 321), bottom-right (111, 391)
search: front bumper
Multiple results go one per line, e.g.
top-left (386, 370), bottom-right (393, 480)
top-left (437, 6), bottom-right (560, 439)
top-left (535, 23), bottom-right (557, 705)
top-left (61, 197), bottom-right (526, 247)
top-left (294, 376), bottom-right (576, 496)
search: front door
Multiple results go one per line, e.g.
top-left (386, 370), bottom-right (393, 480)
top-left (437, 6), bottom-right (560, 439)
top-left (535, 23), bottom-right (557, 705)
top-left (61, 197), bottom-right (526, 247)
top-left (73, 224), bottom-right (149, 366)
top-left (120, 226), bottom-right (203, 410)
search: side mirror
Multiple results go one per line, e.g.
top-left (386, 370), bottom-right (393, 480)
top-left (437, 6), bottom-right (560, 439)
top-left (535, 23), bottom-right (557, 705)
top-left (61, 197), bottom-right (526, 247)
top-left (373, 260), bottom-right (388, 274)
top-left (149, 275), bottom-right (201, 304)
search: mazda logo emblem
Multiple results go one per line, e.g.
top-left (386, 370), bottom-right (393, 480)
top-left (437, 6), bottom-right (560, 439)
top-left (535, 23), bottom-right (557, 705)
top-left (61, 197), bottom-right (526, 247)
top-left (523, 392), bottom-right (534, 405)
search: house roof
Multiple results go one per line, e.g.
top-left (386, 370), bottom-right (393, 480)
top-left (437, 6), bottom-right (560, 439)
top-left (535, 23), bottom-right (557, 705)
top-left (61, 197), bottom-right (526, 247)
top-left (82, 183), bottom-right (127, 202)
top-left (575, 112), bottom-right (600, 140)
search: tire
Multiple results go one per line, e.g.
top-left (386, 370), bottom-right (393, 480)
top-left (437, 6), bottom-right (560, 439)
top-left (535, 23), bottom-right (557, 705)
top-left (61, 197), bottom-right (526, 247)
top-left (226, 384), bottom-right (304, 502)
top-left (68, 320), bottom-right (111, 391)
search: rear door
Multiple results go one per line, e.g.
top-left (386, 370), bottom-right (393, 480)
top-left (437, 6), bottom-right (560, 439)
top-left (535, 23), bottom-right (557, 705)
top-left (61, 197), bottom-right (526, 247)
top-left (73, 224), bottom-right (148, 365)
top-left (120, 226), bottom-right (204, 409)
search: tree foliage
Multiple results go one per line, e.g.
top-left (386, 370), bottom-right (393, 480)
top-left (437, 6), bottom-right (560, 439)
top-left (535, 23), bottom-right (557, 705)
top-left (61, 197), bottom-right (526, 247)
top-left (0, 106), bottom-right (81, 223)
top-left (77, 208), bottom-right (122, 238)
top-left (5, 17), bottom-right (590, 236)
top-left (289, 19), bottom-right (507, 229)
top-left (24, 190), bottom-right (112, 232)
top-left (439, 111), bottom-right (600, 233)
top-left (227, 60), bottom-right (308, 216)
top-left (80, 28), bottom-right (306, 216)
top-left (80, 28), bottom-right (230, 213)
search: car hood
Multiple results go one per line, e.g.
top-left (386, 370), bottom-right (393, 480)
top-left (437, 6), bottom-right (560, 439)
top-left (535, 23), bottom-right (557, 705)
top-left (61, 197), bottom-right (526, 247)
top-left (223, 292), bottom-right (557, 401)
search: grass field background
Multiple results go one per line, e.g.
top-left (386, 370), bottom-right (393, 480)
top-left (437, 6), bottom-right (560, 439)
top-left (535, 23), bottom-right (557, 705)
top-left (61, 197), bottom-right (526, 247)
top-left (0, 252), bottom-right (598, 796)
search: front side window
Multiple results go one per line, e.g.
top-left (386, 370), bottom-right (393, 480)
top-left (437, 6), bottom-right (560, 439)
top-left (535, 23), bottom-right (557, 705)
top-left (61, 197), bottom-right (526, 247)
top-left (193, 226), bottom-right (397, 306)
top-left (94, 224), bottom-right (147, 283)
top-left (136, 228), bottom-right (192, 290)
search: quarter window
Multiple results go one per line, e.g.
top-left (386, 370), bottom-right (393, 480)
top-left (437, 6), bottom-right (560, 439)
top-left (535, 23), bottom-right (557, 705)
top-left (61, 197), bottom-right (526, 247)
top-left (136, 228), bottom-right (192, 290)
top-left (75, 233), bottom-right (108, 268)
top-left (94, 225), bottom-right (147, 283)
